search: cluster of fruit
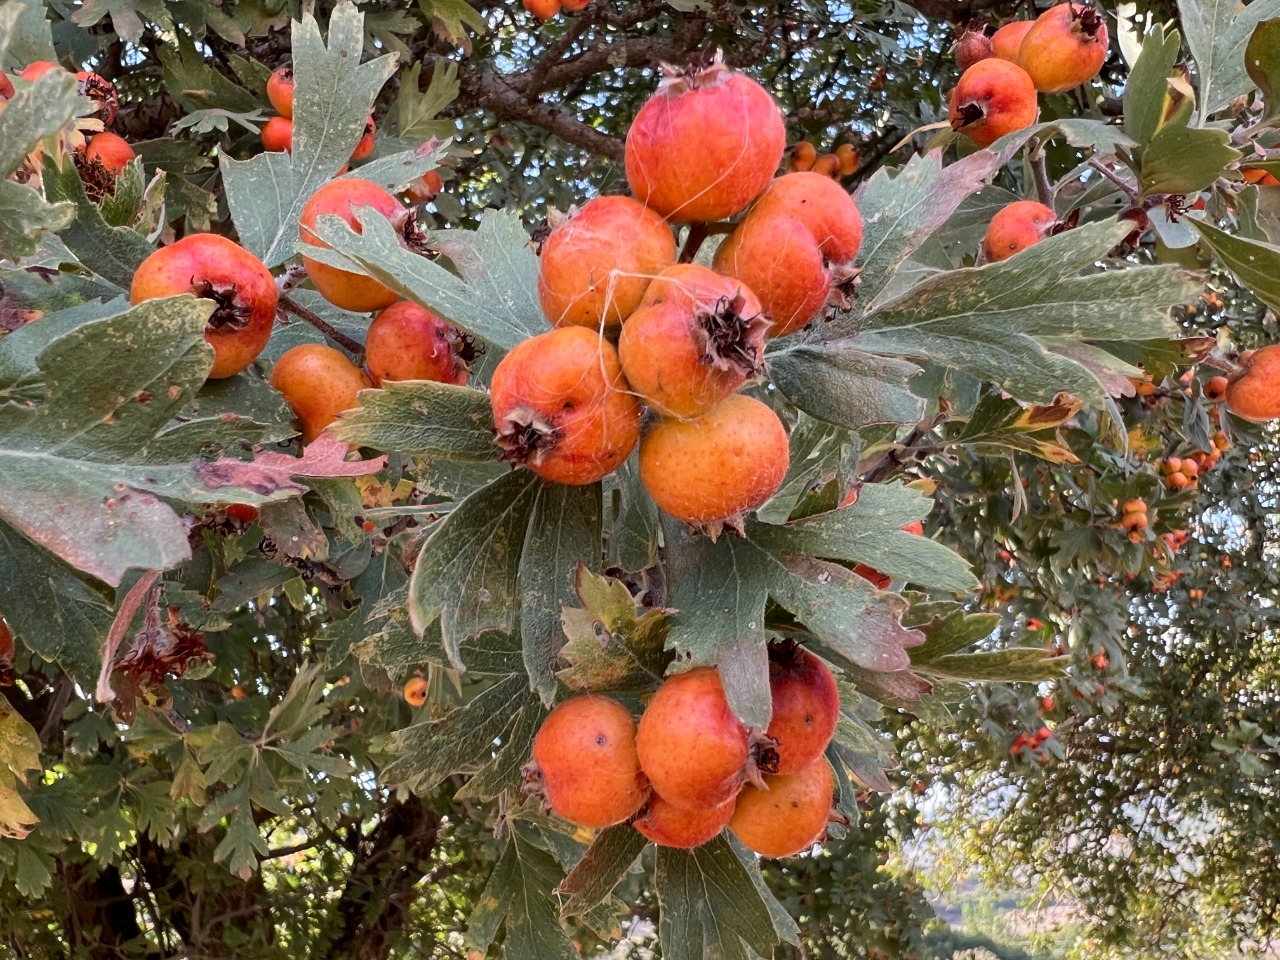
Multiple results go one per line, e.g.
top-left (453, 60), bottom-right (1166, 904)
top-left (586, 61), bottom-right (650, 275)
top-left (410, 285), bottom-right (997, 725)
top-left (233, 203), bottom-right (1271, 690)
top-left (129, 171), bottom-right (470, 441)
top-left (1, 61), bottom-right (137, 187)
top-left (948, 2), bottom-right (1108, 148)
top-left (528, 646), bottom-right (838, 855)
top-left (522, 0), bottom-right (590, 21)
top-left (260, 65), bottom-right (376, 167)
top-left (1009, 725), bottom-right (1052, 759)
top-left (492, 57), bottom-right (863, 533)
top-left (787, 140), bottom-right (859, 179)
top-left (1116, 498), bottom-right (1150, 543)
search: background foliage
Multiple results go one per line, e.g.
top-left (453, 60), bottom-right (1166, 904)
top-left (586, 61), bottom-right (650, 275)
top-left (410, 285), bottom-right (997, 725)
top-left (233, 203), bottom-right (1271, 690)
top-left (1, 0), bottom-right (1278, 958)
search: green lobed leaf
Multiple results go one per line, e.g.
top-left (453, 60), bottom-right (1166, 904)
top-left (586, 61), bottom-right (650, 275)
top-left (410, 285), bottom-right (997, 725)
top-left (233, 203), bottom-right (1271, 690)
top-left (0, 693), bottom-right (41, 840)
top-left (756, 414), bottom-right (857, 526)
top-left (519, 484), bottom-right (603, 705)
top-left (307, 207), bottom-right (549, 351)
top-left (748, 483), bottom-right (977, 593)
top-left (1123, 23), bottom-right (1188, 145)
top-left (0, 0), bottom-right (55, 68)
top-left (383, 672), bottom-right (528, 791)
top-left (0, 66), bottom-right (78, 177)
top-left (557, 566), bottom-right (670, 694)
top-left (850, 221), bottom-right (1194, 404)
top-left (1246, 18), bottom-right (1280, 123)
top-left (1180, 0), bottom-right (1280, 114)
top-left (392, 60), bottom-right (460, 139)
top-left (420, 0), bottom-right (488, 45)
top-left (848, 131), bottom-right (1038, 315)
top-left (558, 825), bottom-right (647, 918)
top-left (466, 823), bottom-right (578, 960)
top-left (768, 343), bottom-right (925, 431)
top-left (1190, 217), bottom-right (1280, 313)
top-left (41, 155), bottom-right (155, 290)
top-left (454, 692), bottom-right (547, 801)
top-left (947, 393), bottom-right (1083, 464)
top-left (655, 836), bottom-right (783, 960)
top-left (0, 179), bottom-right (74, 262)
top-left (604, 456), bottom-right (661, 573)
top-left (916, 647), bottom-right (1067, 682)
top-left (408, 469), bottom-right (541, 669)
top-left (333, 380), bottom-right (498, 459)
top-left (1138, 123), bottom-right (1241, 198)
top-left (220, 6), bottom-right (397, 267)
top-left (905, 603), bottom-right (1001, 663)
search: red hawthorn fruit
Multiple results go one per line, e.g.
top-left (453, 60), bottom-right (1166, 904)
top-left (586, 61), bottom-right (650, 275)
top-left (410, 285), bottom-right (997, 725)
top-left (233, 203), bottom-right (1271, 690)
top-left (790, 141), bottom-right (817, 172)
top-left (992, 21), bottom-right (1034, 62)
top-left (1018, 2), bottom-right (1109, 93)
top-left (0, 72), bottom-right (14, 100)
top-left (744, 172), bottom-right (864, 265)
top-left (812, 153), bottom-right (841, 178)
top-left (835, 143), bottom-right (859, 176)
top-left (365, 301), bottom-right (469, 387)
top-left (490, 327), bottom-right (641, 485)
top-left (299, 178), bottom-right (407, 312)
top-left (729, 760), bottom-right (834, 858)
top-left (1204, 375), bottom-right (1228, 402)
top-left (1041, 696), bottom-right (1056, 712)
top-left (955, 27), bottom-right (994, 69)
top-left (766, 642), bottom-right (840, 775)
top-left (269, 344), bottom-right (373, 443)
top-left (538, 195), bottom-right (677, 330)
top-left (130, 234), bottom-right (277, 379)
top-left (853, 520), bottom-right (925, 589)
top-left (982, 200), bottom-right (1058, 262)
top-left (18, 61), bottom-right (59, 82)
top-left (224, 503), bottom-right (260, 525)
top-left (618, 269), bottom-right (767, 419)
top-left (948, 58), bottom-right (1038, 148)
top-left (351, 116), bottom-right (376, 161)
top-left (403, 676), bottom-right (428, 707)
top-left (713, 210), bottom-right (831, 338)
top-left (625, 56), bottom-right (786, 222)
top-left (1226, 345), bottom-right (1280, 422)
top-left (83, 132), bottom-right (135, 175)
top-left (524, 0), bottom-right (561, 18)
top-left (633, 793), bottom-right (736, 849)
top-left (405, 169), bottom-right (445, 203)
top-left (1242, 167), bottom-right (1280, 187)
top-left (267, 65), bottom-right (294, 118)
top-left (532, 695), bottom-right (649, 828)
top-left (638, 393), bottom-right (789, 529)
top-left (261, 115), bottom-right (293, 153)
top-left (635, 667), bottom-right (750, 810)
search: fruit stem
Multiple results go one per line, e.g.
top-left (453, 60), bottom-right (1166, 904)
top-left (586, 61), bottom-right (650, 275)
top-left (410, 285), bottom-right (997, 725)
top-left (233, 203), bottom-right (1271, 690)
top-left (1028, 136), bottom-right (1054, 209)
top-left (678, 222), bottom-right (708, 263)
top-left (278, 296), bottom-right (365, 358)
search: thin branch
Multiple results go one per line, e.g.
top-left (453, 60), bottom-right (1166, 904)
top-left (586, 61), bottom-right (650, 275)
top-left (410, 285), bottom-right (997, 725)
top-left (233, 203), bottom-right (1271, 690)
top-left (278, 297), bottom-right (364, 357)
top-left (1088, 157), bottom-right (1138, 199)
top-left (1029, 137), bottom-right (1054, 207)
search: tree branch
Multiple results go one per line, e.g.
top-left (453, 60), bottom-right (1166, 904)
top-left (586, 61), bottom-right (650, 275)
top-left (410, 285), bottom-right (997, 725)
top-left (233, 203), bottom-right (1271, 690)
top-left (459, 65), bottom-right (626, 160)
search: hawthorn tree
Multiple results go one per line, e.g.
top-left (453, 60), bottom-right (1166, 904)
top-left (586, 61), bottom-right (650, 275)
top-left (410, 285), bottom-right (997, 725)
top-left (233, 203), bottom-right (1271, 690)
top-left (1, 0), bottom-right (1279, 958)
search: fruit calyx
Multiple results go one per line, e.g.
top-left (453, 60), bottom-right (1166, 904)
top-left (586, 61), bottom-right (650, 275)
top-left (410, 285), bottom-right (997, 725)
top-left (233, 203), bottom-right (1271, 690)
top-left (399, 208), bottom-right (435, 254)
top-left (78, 72), bottom-right (118, 123)
top-left (496, 405), bottom-right (565, 467)
top-left (1068, 2), bottom-right (1106, 40)
top-left (747, 731), bottom-right (781, 787)
top-left (192, 278), bottom-right (255, 332)
top-left (658, 50), bottom-right (728, 94)
top-left (695, 292), bottom-right (768, 376)
top-left (950, 99), bottom-right (986, 132)
top-left (74, 152), bottom-right (120, 202)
